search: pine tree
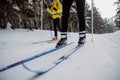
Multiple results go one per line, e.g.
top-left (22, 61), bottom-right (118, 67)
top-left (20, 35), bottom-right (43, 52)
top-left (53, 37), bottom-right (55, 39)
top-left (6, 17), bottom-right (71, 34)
top-left (115, 0), bottom-right (120, 29)
top-left (0, 0), bottom-right (15, 29)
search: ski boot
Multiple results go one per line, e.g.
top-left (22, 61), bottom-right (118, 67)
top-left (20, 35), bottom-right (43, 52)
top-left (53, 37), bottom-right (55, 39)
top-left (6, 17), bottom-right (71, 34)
top-left (78, 31), bottom-right (86, 45)
top-left (56, 34), bottom-right (67, 48)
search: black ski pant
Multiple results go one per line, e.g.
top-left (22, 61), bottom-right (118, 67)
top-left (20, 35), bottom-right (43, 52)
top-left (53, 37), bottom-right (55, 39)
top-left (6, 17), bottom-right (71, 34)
top-left (53, 18), bottom-right (61, 37)
top-left (61, 0), bottom-right (86, 32)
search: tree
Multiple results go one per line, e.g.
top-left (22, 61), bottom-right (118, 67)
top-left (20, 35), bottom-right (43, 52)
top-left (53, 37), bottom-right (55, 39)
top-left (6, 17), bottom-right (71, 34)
top-left (0, 0), bottom-right (37, 30)
top-left (0, 0), bottom-right (17, 29)
top-left (114, 0), bottom-right (120, 29)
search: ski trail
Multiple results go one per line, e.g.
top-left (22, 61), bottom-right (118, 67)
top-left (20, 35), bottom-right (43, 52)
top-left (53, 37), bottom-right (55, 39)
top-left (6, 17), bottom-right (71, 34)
top-left (32, 41), bottom-right (120, 80)
top-left (20, 43), bottom-right (75, 71)
top-left (95, 35), bottom-right (120, 64)
top-left (0, 30), bottom-right (120, 80)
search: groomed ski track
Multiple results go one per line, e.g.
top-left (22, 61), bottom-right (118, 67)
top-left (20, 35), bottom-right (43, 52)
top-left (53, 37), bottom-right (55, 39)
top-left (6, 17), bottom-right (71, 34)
top-left (0, 42), bottom-right (73, 72)
top-left (0, 29), bottom-right (120, 80)
top-left (22, 44), bottom-right (83, 74)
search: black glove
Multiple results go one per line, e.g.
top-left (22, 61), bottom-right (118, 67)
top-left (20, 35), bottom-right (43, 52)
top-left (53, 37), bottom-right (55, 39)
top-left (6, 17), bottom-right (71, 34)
top-left (53, 7), bottom-right (57, 11)
top-left (48, 5), bottom-right (51, 9)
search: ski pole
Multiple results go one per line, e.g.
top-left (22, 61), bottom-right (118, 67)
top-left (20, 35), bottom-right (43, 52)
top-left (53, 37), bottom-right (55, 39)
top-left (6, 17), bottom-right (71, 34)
top-left (91, 0), bottom-right (94, 42)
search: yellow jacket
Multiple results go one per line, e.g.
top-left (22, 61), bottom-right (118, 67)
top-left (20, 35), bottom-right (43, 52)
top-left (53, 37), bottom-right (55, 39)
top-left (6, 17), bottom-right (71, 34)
top-left (46, 0), bottom-right (62, 19)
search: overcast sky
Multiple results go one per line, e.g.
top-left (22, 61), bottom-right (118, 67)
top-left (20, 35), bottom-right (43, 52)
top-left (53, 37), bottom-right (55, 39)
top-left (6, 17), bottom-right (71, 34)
top-left (86, 0), bottom-right (116, 18)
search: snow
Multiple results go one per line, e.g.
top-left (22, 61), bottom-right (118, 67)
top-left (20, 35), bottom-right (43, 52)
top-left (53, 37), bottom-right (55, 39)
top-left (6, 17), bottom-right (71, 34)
top-left (0, 29), bottom-right (120, 80)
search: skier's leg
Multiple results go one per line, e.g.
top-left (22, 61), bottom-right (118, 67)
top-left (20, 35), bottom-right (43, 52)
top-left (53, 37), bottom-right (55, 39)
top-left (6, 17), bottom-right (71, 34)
top-left (56, 18), bottom-right (61, 31)
top-left (56, 0), bottom-right (74, 47)
top-left (53, 19), bottom-right (58, 40)
top-left (76, 0), bottom-right (86, 44)
top-left (61, 0), bottom-right (74, 32)
top-left (76, 0), bottom-right (86, 31)
top-left (53, 18), bottom-right (61, 40)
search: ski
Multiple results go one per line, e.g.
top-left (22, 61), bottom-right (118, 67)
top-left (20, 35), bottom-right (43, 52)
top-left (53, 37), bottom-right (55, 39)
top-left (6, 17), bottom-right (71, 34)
top-left (22, 44), bottom-right (84, 74)
top-left (0, 42), bottom-right (73, 72)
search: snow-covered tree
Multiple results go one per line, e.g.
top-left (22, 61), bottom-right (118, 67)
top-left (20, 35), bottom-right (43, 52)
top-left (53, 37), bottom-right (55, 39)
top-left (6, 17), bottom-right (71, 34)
top-left (115, 0), bottom-right (120, 29)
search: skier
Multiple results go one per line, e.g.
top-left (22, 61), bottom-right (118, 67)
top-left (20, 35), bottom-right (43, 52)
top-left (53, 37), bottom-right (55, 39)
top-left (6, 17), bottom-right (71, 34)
top-left (56, 0), bottom-right (86, 47)
top-left (46, 0), bottom-right (62, 40)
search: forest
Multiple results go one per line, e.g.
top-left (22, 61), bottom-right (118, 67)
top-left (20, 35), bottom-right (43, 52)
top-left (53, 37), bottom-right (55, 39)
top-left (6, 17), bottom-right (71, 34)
top-left (0, 0), bottom-right (120, 33)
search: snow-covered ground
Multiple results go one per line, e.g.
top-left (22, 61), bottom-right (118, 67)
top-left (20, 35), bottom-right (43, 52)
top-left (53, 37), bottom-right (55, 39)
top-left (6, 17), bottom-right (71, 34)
top-left (0, 29), bottom-right (120, 80)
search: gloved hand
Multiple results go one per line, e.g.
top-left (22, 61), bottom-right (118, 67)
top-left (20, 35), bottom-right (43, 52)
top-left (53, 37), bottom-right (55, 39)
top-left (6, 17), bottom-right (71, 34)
top-left (53, 7), bottom-right (57, 11)
top-left (48, 5), bottom-right (51, 9)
